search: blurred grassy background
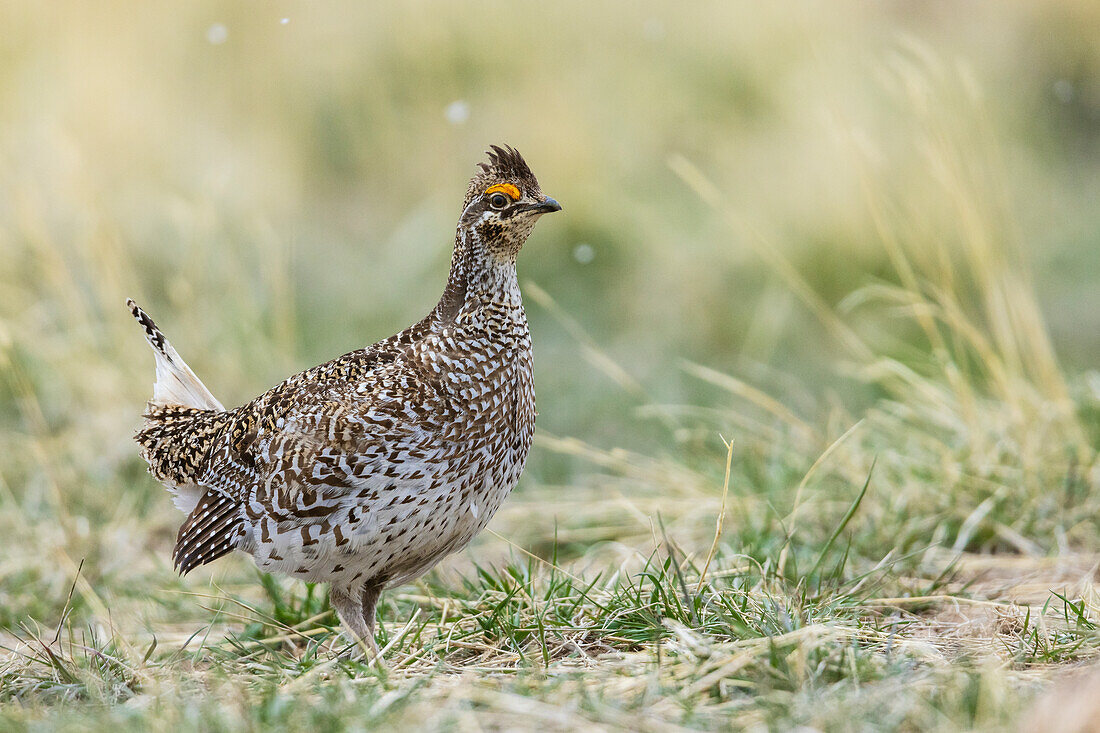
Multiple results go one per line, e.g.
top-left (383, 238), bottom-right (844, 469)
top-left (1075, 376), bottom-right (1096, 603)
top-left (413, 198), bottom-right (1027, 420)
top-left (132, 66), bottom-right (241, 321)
top-left (3, 1), bottom-right (1100, 728)
top-left (4, 0), bottom-right (1099, 524)
top-left (3, 1), bottom-right (1099, 445)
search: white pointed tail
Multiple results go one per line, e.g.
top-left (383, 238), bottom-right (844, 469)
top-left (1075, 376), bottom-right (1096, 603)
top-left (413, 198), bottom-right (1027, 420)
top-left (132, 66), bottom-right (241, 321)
top-left (126, 298), bottom-right (224, 411)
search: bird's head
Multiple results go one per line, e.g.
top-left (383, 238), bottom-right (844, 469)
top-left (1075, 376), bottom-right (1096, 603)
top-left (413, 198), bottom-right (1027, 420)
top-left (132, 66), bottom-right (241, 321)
top-left (460, 145), bottom-right (561, 261)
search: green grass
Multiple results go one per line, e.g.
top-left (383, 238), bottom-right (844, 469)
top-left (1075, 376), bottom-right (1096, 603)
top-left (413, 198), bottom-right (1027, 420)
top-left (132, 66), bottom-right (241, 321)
top-left (3, 1), bottom-right (1100, 730)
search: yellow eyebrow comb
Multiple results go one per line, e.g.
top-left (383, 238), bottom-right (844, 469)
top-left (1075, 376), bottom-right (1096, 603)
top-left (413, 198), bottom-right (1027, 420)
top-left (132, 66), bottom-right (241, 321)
top-left (485, 183), bottom-right (520, 200)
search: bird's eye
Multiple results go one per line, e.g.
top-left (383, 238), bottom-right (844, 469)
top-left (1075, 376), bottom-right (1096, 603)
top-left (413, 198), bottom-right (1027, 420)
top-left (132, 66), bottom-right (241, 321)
top-left (488, 193), bottom-right (511, 210)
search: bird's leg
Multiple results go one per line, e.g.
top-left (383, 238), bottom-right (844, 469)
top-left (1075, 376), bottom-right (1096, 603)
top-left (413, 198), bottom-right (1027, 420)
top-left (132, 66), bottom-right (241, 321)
top-left (330, 583), bottom-right (378, 659)
top-left (360, 580), bottom-right (383, 644)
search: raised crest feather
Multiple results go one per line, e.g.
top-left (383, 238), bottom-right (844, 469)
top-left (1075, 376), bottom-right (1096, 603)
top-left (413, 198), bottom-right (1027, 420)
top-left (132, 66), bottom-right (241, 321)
top-left (464, 144), bottom-right (542, 208)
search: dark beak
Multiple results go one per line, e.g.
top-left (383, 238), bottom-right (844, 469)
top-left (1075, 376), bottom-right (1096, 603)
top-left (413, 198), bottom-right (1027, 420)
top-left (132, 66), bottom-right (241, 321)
top-left (523, 197), bottom-right (562, 215)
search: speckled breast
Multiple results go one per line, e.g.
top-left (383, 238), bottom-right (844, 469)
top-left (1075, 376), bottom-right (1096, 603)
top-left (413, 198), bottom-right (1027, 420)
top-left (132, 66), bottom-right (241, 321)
top-left (246, 318), bottom-right (536, 589)
top-left (381, 326), bottom-right (536, 586)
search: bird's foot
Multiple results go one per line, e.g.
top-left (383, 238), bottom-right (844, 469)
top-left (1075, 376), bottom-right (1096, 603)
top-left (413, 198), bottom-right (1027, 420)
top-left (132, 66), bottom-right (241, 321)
top-left (336, 630), bottom-right (385, 668)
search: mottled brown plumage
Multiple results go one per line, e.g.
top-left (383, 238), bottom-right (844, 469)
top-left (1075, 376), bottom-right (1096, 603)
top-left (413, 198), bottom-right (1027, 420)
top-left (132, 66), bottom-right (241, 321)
top-left (129, 145), bottom-right (560, 653)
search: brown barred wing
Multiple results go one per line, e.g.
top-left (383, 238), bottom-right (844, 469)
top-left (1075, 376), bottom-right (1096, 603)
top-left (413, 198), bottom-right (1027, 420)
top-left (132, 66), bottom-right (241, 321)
top-left (170, 404), bottom-right (269, 573)
top-left (173, 489), bottom-right (246, 573)
top-left (135, 406), bottom-right (229, 488)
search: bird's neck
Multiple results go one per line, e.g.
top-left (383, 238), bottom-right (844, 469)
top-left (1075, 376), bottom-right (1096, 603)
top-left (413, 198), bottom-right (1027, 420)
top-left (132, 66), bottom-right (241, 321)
top-left (433, 228), bottom-right (523, 324)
